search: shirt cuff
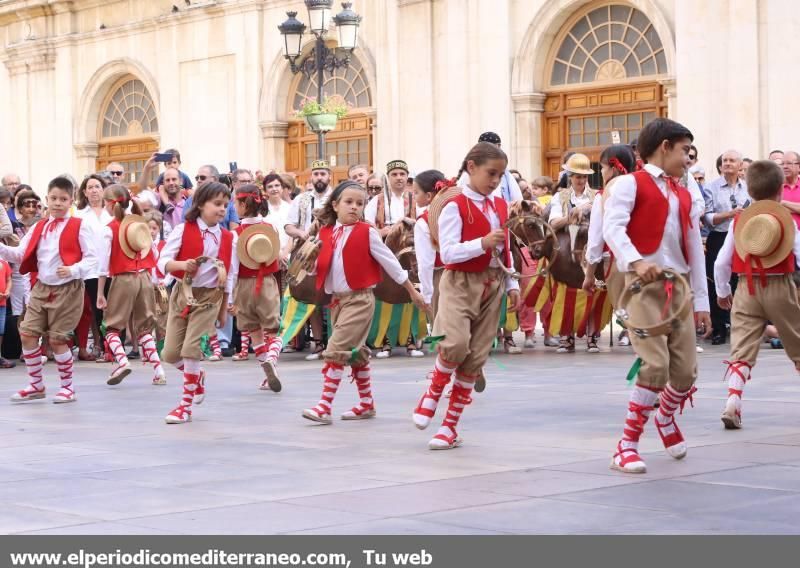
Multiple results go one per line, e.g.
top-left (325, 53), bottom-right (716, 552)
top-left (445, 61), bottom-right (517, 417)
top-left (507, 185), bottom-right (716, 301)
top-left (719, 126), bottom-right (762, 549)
top-left (715, 284), bottom-right (732, 299)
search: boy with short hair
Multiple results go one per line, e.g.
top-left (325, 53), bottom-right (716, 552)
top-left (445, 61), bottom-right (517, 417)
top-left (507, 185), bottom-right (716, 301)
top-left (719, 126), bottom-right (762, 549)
top-left (603, 118), bottom-right (711, 474)
top-left (714, 160), bottom-right (800, 429)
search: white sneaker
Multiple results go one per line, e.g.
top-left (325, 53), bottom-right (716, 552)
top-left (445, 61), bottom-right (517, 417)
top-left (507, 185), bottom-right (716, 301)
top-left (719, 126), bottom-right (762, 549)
top-left (107, 362), bottom-right (132, 386)
top-left (407, 349), bottom-right (425, 358)
top-left (524, 337), bottom-right (536, 348)
top-left (618, 335), bottom-right (631, 347)
top-left (696, 344), bottom-right (704, 353)
top-left (543, 337), bottom-right (560, 347)
top-left (376, 349), bottom-right (392, 359)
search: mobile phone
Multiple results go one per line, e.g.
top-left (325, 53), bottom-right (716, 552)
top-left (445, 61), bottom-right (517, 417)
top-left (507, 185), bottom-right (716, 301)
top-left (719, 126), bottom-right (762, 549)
top-left (229, 161), bottom-right (238, 173)
top-left (154, 153), bottom-right (173, 163)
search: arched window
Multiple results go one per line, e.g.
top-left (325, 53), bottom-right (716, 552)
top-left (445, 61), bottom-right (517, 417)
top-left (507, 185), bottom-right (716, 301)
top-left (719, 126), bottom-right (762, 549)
top-left (96, 76), bottom-right (160, 186)
top-left (292, 55), bottom-right (372, 111)
top-left (550, 4), bottom-right (666, 87)
top-left (286, 52), bottom-right (374, 182)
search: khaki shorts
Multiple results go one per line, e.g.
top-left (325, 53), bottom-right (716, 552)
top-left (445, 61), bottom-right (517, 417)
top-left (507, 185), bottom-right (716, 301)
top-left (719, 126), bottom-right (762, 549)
top-left (104, 271), bottom-right (156, 336)
top-left (323, 289), bottom-right (374, 366)
top-left (234, 275), bottom-right (281, 333)
top-left (20, 280), bottom-right (84, 343)
top-left (161, 282), bottom-right (223, 363)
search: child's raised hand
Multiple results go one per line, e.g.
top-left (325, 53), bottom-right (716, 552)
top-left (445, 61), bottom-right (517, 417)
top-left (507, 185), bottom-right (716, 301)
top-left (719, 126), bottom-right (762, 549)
top-left (184, 259), bottom-right (198, 275)
top-left (56, 266), bottom-right (72, 279)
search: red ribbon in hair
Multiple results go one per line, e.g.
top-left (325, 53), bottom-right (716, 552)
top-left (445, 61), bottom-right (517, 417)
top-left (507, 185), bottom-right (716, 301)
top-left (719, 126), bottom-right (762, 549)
top-left (608, 157), bottom-right (628, 175)
top-left (433, 178), bottom-right (457, 194)
top-left (237, 191), bottom-right (262, 203)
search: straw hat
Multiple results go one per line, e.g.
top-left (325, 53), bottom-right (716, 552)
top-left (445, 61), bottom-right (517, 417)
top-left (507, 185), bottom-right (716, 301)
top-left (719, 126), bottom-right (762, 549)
top-left (119, 214), bottom-right (154, 259)
top-left (562, 153), bottom-right (595, 175)
top-left (427, 186), bottom-right (462, 250)
top-left (237, 223), bottom-right (280, 270)
top-left (734, 200), bottom-right (795, 268)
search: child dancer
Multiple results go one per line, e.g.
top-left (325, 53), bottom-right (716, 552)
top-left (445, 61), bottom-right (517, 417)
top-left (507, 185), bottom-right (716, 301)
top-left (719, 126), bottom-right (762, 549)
top-left (0, 176), bottom-right (97, 403)
top-left (96, 184), bottom-right (165, 386)
top-left (158, 182), bottom-right (236, 424)
top-left (231, 183), bottom-right (284, 391)
top-left (603, 118), bottom-right (711, 473)
top-left (145, 211), bottom-right (169, 383)
top-left (714, 160), bottom-right (800, 429)
top-left (413, 169), bottom-right (448, 317)
top-left (303, 180), bottom-right (425, 424)
top-left (412, 143), bottom-right (521, 449)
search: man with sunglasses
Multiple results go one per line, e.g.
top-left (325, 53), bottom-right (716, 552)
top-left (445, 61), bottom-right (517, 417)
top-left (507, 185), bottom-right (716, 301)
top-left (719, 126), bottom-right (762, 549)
top-left (107, 162), bottom-right (126, 183)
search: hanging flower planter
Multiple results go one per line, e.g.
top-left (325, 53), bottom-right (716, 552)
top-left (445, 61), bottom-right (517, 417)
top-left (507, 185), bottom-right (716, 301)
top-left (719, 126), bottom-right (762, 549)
top-left (295, 94), bottom-right (350, 133)
top-left (304, 112), bottom-right (339, 133)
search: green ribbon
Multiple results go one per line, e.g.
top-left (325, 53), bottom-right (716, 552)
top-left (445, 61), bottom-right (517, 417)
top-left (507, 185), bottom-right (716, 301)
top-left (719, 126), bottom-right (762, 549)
top-left (488, 337), bottom-right (508, 371)
top-left (615, 318), bottom-right (628, 330)
top-left (348, 347), bottom-right (361, 366)
top-left (626, 357), bottom-right (643, 385)
top-left (423, 335), bottom-right (445, 353)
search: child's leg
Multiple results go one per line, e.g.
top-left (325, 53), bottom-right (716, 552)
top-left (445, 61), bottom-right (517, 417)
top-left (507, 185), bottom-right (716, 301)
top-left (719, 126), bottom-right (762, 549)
top-left (12, 334), bottom-right (46, 401)
top-left (341, 362), bottom-right (375, 420)
top-left (51, 340), bottom-right (76, 403)
top-left (234, 330), bottom-right (251, 360)
top-left (302, 361), bottom-right (344, 424)
top-left (165, 357), bottom-right (202, 424)
top-left (721, 286), bottom-right (768, 429)
top-left (611, 384), bottom-right (660, 473)
top-left (208, 333), bottom-right (222, 360)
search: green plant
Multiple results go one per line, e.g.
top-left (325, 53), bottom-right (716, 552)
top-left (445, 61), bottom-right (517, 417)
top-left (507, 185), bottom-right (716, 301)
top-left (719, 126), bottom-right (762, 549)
top-left (294, 94), bottom-right (350, 119)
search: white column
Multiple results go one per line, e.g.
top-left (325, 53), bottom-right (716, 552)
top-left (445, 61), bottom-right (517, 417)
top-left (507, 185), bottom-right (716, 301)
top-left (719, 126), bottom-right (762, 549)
top-left (511, 93), bottom-right (546, 180)
top-left (260, 121), bottom-right (289, 171)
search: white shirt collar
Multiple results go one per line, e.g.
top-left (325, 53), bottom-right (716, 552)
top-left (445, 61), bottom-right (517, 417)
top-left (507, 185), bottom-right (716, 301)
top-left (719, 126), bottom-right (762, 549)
top-left (241, 215), bottom-right (264, 226)
top-left (196, 217), bottom-right (220, 234)
top-left (643, 163), bottom-right (666, 178)
top-left (463, 186), bottom-right (488, 201)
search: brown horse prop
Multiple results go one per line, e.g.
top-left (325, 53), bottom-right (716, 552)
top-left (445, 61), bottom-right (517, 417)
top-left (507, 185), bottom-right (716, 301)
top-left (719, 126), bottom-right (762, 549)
top-left (374, 219), bottom-right (418, 305)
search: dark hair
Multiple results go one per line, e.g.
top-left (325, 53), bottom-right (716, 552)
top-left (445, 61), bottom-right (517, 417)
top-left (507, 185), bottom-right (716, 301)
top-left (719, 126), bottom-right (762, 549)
top-left (635, 118), bottom-right (693, 161)
top-left (47, 176), bottom-right (75, 198)
top-left (317, 180), bottom-right (366, 226)
top-left (78, 174), bottom-right (108, 209)
top-left (235, 183), bottom-right (264, 218)
top-left (164, 148), bottom-right (182, 162)
top-left (263, 173), bottom-right (282, 188)
top-left (457, 142), bottom-right (508, 179)
top-left (746, 160), bottom-right (784, 201)
top-left (689, 144), bottom-right (698, 158)
top-left (14, 189), bottom-right (39, 210)
top-left (104, 183), bottom-right (142, 222)
top-left (185, 181), bottom-right (231, 223)
top-left (629, 138), bottom-right (638, 149)
top-left (414, 169), bottom-right (446, 194)
top-left (769, 149), bottom-right (784, 157)
top-left (599, 144), bottom-right (637, 176)
top-left (716, 154), bottom-right (723, 174)
top-left (13, 183), bottom-right (32, 196)
top-left (742, 158), bottom-right (753, 164)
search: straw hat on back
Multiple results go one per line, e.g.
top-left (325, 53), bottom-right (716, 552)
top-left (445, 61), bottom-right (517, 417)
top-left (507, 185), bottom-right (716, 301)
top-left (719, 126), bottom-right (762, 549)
top-left (119, 215), bottom-right (153, 259)
top-left (237, 224), bottom-right (280, 269)
top-left (734, 200), bottom-right (795, 269)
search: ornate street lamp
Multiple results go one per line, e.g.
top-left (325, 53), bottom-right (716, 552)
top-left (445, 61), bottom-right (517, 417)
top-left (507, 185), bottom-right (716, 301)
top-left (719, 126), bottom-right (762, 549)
top-left (278, 2), bottom-right (362, 160)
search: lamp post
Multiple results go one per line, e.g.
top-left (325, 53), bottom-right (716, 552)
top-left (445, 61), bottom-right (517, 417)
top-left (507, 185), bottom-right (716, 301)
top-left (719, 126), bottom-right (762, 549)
top-left (279, 1), bottom-right (362, 161)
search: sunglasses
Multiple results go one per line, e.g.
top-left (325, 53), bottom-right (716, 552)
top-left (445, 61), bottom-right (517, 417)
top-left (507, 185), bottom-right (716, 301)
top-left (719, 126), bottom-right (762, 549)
top-left (367, 185), bottom-right (383, 191)
top-left (195, 175), bottom-right (208, 182)
top-left (20, 200), bottom-right (39, 208)
top-left (110, 170), bottom-right (124, 176)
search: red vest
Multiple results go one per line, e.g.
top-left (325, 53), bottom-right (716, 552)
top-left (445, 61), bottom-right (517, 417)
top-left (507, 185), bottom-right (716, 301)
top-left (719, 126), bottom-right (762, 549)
top-left (444, 194), bottom-right (511, 272)
top-left (171, 220), bottom-right (233, 280)
top-left (107, 218), bottom-right (157, 276)
top-left (315, 222), bottom-right (381, 291)
top-left (235, 223), bottom-right (280, 279)
top-left (627, 171), bottom-right (692, 263)
top-left (418, 210), bottom-right (443, 268)
top-left (19, 217), bottom-right (83, 276)
top-left (731, 214), bottom-right (796, 293)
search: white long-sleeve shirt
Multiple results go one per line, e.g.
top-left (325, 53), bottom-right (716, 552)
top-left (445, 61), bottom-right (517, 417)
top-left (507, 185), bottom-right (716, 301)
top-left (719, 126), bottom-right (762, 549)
top-left (157, 218), bottom-right (237, 295)
top-left (0, 215), bottom-right (98, 285)
top-left (603, 164), bottom-right (709, 312)
top-left (714, 217), bottom-right (800, 298)
top-left (75, 207), bottom-right (111, 279)
top-left (323, 222), bottom-right (408, 295)
top-left (414, 206), bottom-right (437, 304)
top-left (438, 186), bottom-right (519, 293)
top-left (364, 190), bottom-right (409, 226)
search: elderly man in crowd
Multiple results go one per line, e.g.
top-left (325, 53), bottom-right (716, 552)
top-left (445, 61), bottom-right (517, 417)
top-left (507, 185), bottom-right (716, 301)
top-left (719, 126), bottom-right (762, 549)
top-left (704, 149), bottom-right (749, 345)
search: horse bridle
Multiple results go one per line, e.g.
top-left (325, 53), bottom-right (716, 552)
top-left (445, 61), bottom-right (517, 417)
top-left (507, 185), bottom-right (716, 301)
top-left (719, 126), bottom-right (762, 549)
top-left (501, 214), bottom-right (560, 279)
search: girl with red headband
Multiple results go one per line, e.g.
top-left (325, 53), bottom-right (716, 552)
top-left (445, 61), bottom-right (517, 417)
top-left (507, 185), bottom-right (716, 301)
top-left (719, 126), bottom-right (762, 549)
top-left (229, 181), bottom-right (285, 392)
top-left (96, 184), bottom-right (166, 387)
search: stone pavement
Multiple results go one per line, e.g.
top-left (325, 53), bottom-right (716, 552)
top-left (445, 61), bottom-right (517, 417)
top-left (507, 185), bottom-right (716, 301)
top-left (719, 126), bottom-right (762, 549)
top-left (1, 337), bottom-right (800, 535)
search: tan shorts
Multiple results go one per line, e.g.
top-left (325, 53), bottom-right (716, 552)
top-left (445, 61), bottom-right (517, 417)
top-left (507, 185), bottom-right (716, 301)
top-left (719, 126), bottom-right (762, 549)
top-left (322, 289), bottom-right (374, 366)
top-left (234, 275), bottom-right (281, 333)
top-left (433, 268), bottom-right (504, 377)
top-left (104, 271), bottom-right (156, 336)
top-left (154, 285), bottom-right (169, 338)
top-left (20, 280), bottom-right (84, 343)
top-left (161, 282), bottom-right (223, 363)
